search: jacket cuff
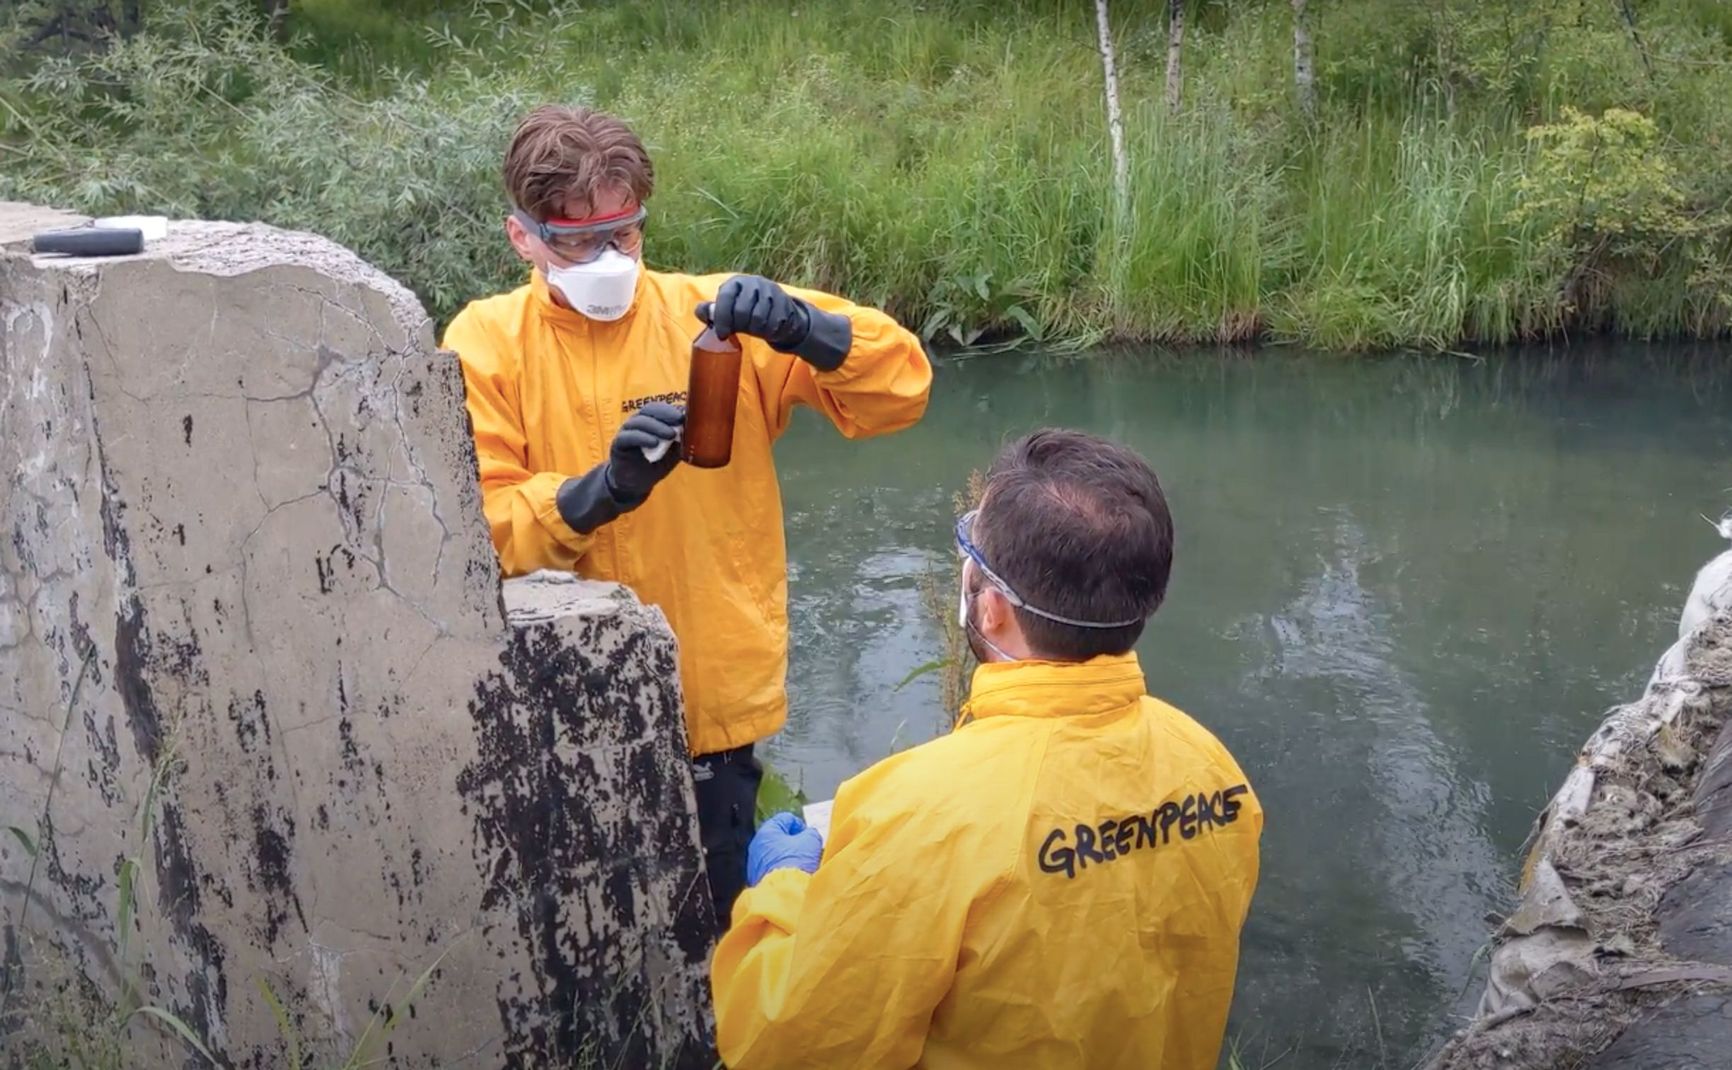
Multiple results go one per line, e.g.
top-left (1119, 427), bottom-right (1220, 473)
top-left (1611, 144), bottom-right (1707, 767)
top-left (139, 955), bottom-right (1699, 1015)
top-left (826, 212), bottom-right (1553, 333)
top-left (556, 465), bottom-right (638, 535)
top-left (787, 303), bottom-right (852, 372)
top-left (732, 867), bottom-right (812, 932)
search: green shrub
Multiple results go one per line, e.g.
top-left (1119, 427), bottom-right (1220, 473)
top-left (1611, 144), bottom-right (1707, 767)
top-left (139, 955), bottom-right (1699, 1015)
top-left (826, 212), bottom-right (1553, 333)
top-left (2, 1), bottom-right (557, 322)
top-left (1511, 106), bottom-right (1730, 333)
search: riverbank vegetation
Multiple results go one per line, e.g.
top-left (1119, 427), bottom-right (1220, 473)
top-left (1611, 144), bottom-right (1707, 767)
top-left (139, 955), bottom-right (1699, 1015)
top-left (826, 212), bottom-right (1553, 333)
top-left (4, 0), bottom-right (1732, 350)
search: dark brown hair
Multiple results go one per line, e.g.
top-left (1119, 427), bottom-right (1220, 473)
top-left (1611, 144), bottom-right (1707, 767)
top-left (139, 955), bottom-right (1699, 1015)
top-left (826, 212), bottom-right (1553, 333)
top-left (503, 105), bottom-right (655, 219)
top-left (975, 429), bottom-right (1174, 660)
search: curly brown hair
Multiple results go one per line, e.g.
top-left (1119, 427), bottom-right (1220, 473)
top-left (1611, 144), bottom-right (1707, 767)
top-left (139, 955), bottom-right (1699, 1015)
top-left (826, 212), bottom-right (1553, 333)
top-left (502, 105), bottom-right (655, 220)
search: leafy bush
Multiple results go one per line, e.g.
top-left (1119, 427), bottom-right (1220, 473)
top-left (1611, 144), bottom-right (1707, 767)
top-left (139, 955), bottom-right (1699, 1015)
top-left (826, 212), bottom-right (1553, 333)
top-left (1512, 106), bottom-right (1729, 332)
top-left (2, 2), bottom-right (568, 322)
top-left (1516, 109), bottom-right (1690, 258)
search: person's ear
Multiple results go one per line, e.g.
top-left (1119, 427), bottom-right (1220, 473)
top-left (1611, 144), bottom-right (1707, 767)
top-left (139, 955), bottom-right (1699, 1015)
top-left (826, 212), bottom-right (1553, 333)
top-left (505, 214), bottom-right (537, 265)
top-left (976, 585), bottom-right (1014, 636)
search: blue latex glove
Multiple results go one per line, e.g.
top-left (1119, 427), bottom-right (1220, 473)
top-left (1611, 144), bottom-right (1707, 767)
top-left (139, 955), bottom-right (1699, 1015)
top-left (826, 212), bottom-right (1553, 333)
top-left (746, 811), bottom-right (824, 887)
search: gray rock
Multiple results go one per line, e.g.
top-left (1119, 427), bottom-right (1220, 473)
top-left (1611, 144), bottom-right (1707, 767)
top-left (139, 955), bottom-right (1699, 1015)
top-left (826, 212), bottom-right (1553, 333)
top-left (1590, 995), bottom-right (1732, 1070)
top-left (1658, 861), bottom-right (1732, 968)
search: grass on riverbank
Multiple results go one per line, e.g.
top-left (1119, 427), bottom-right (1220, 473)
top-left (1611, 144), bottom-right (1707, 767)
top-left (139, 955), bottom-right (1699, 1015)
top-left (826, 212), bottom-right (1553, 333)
top-left (4, 0), bottom-right (1731, 350)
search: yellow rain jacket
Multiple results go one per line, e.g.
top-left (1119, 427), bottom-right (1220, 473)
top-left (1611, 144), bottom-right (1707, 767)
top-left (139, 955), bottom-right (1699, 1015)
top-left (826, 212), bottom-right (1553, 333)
top-left (712, 653), bottom-right (1263, 1070)
top-left (443, 270), bottom-right (931, 755)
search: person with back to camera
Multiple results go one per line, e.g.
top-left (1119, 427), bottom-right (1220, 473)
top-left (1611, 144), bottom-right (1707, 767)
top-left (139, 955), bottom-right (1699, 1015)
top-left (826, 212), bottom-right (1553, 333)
top-left (713, 429), bottom-right (1264, 1070)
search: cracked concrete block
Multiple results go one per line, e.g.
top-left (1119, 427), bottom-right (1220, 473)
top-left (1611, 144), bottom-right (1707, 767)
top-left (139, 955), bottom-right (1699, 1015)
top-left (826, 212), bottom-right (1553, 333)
top-left (0, 203), bottom-right (714, 1068)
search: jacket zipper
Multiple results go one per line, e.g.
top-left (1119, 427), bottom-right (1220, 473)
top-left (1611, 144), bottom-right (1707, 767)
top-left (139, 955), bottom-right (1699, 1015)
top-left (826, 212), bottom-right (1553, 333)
top-left (585, 318), bottom-right (624, 579)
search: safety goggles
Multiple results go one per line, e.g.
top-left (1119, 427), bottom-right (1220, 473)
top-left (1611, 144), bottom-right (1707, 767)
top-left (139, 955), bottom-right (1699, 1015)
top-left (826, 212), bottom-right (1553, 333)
top-left (955, 509), bottom-right (1145, 629)
top-left (514, 205), bottom-right (647, 264)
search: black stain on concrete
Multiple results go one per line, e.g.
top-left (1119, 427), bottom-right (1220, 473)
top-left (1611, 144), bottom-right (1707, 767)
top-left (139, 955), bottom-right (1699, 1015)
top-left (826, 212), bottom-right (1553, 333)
top-left (228, 690), bottom-right (270, 754)
top-left (150, 802), bottom-right (231, 1064)
top-left (250, 804), bottom-right (306, 948)
top-left (83, 707), bottom-right (122, 807)
top-left (37, 815), bottom-right (105, 924)
top-left (111, 595), bottom-right (233, 1065)
top-left (456, 619), bottom-right (713, 1069)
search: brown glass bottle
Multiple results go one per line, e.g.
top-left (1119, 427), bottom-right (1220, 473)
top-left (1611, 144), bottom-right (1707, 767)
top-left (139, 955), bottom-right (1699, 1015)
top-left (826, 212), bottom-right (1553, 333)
top-left (682, 325), bottom-right (743, 468)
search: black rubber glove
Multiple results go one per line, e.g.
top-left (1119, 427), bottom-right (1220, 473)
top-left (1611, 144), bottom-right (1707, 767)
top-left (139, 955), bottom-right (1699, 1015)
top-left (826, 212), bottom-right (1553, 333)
top-left (556, 402), bottom-right (684, 534)
top-left (696, 275), bottom-right (853, 372)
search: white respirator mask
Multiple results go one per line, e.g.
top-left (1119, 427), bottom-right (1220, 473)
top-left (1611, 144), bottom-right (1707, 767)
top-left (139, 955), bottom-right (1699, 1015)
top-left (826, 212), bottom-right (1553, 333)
top-left (546, 248), bottom-right (640, 322)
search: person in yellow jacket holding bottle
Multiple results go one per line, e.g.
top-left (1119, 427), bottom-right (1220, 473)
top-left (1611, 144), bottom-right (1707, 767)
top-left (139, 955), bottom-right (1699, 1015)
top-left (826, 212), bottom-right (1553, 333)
top-left (442, 104), bottom-right (932, 929)
top-left (712, 429), bottom-right (1263, 1070)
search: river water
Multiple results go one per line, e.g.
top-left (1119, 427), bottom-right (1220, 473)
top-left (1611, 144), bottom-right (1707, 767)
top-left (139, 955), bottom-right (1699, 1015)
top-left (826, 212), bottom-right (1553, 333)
top-left (765, 342), bottom-right (1732, 1068)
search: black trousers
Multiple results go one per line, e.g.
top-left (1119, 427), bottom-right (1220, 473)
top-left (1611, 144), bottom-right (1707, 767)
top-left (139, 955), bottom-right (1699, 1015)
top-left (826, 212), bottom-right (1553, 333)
top-left (692, 744), bottom-right (761, 934)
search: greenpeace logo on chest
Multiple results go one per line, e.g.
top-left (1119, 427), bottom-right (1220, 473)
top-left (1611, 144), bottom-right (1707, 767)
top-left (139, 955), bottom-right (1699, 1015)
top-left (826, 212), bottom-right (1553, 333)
top-left (621, 391), bottom-right (687, 413)
top-left (1036, 784), bottom-right (1250, 880)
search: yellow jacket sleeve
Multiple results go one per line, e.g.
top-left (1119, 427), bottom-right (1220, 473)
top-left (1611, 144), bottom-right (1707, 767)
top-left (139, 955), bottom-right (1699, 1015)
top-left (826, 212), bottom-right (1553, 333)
top-left (749, 287), bottom-right (933, 441)
top-left (711, 777), bottom-right (977, 1070)
top-left (442, 307), bottom-right (593, 576)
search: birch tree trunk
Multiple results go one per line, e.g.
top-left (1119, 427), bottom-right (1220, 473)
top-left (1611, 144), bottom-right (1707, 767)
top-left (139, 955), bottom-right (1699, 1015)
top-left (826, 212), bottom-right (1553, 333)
top-left (1094, 0), bottom-right (1131, 218)
top-left (1292, 0), bottom-right (1317, 120)
top-left (1166, 0), bottom-right (1185, 114)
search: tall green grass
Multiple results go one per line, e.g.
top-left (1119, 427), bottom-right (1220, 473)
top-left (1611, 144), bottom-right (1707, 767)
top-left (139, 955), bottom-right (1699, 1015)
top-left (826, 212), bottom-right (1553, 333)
top-left (3, 0), bottom-right (1730, 349)
top-left (1271, 115), bottom-right (1559, 350)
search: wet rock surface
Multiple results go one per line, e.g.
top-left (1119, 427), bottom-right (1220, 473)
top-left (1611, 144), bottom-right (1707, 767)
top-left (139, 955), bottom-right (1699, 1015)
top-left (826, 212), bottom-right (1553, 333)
top-left (0, 203), bottom-right (713, 1067)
